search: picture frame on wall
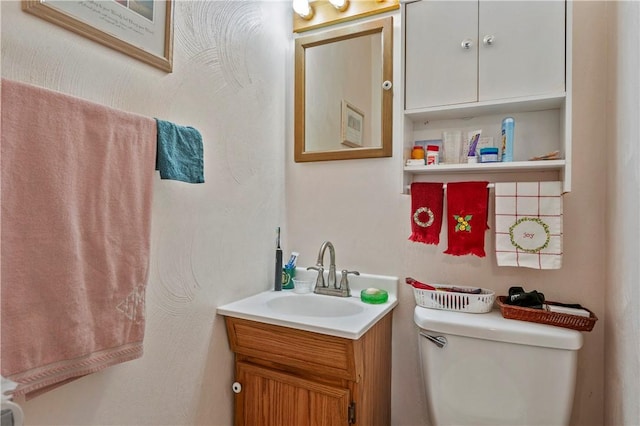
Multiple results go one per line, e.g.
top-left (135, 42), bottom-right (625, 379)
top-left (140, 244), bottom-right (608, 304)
top-left (22, 0), bottom-right (174, 72)
top-left (341, 100), bottom-right (364, 148)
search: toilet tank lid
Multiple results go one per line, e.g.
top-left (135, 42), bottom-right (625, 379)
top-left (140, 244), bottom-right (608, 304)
top-left (414, 307), bottom-right (583, 350)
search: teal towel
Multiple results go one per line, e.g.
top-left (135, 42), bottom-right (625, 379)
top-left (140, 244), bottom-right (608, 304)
top-left (155, 118), bottom-right (204, 183)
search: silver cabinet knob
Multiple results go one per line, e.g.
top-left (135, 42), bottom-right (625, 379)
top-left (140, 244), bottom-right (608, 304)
top-left (483, 35), bottom-right (495, 46)
top-left (461, 38), bottom-right (473, 49)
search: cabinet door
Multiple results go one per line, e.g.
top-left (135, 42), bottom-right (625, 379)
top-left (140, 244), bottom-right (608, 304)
top-left (478, 1), bottom-right (565, 101)
top-left (405, 0), bottom-right (478, 110)
top-left (235, 362), bottom-right (351, 426)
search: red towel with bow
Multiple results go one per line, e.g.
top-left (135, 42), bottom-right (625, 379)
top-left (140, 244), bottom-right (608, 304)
top-left (409, 182), bottom-right (444, 245)
top-left (444, 181), bottom-right (489, 257)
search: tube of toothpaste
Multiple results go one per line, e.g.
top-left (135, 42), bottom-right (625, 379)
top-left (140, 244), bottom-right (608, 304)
top-left (285, 251), bottom-right (299, 269)
top-left (466, 130), bottom-right (482, 163)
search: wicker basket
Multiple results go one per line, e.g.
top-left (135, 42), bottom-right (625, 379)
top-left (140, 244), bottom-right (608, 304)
top-left (496, 296), bottom-right (598, 331)
top-left (413, 285), bottom-right (495, 314)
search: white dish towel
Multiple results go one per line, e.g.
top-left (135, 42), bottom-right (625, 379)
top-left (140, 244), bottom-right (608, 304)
top-left (495, 182), bottom-right (563, 269)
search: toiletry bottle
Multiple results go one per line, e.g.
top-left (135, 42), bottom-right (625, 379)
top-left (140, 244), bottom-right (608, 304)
top-left (501, 117), bottom-right (515, 162)
top-left (426, 145), bottom-right (439, 165)
top-left (466, 130), bottom-right (482, 163)
top-left (411, 145), bottom-right (425, 161)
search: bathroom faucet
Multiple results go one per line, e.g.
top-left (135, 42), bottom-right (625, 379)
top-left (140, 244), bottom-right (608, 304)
top-left (307, 241), bottom-right (336, 289)
top-left (307, 241), bottom-right (357, 297)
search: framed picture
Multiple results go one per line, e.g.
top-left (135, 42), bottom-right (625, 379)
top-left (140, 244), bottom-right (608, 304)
top-left (22, 0), bottom-right (174, 72)
top-left (341, 100), bottom-right (365, 148)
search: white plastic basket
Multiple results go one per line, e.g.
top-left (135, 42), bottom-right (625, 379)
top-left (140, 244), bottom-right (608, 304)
top-left (413, 284), bottom-right (495, 313)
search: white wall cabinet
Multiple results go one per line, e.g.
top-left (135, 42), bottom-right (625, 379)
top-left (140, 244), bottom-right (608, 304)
top-left (405, 0), bottom-right (565, 110)
top-left (402, 0), bottom-right (572, 193)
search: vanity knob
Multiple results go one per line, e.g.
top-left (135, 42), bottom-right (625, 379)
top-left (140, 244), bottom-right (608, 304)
top-left (461, 38), bottom-right (473, 50)
top-left (382, 80), bottom-right (393, 90)
top-left (232, 382), bottom-right (242, 394)
top-left (483, 35), bottom-right (495, 46)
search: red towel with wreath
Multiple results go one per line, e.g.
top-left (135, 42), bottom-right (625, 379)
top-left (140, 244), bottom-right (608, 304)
top-left (409, 182), bottom-right (444, 245)
top-left (444, 181), bottom-right (489, 257)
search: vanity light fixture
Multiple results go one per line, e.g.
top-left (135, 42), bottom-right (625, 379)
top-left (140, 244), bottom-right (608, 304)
top-left (293, 0), bottom-right (314, 20)
top-left (293, 0), bottom-right (398, 33)
top-left (329, 0), bottom-right (349, 12)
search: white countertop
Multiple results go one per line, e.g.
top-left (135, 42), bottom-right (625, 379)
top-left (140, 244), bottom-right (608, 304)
top-left (217, 269), bottom-right (398, 340)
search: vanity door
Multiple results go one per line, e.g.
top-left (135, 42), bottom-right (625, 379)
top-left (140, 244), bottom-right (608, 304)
top-left (235, 361), bottom-right (351, 426)
top-left (405, 0), bottom-right (478, 109)
top-left (478, 0), bottom-right (565, 101)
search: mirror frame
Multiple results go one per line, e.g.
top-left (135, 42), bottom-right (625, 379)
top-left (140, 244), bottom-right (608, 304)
top-left (294, 17), bottom-right (393, 162)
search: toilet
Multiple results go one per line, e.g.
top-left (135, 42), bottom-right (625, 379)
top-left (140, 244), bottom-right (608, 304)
top-left (414, 307), bottom-right (583, 425)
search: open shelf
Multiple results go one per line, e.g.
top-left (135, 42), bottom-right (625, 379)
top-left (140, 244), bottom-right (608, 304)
top-left (404, 93), bottom-right (566, 123)
top-left (404, 160), bottom-right (566, 175)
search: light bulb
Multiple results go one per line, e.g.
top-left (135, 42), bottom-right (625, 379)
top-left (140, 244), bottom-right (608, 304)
top-left (329, 0), bottom-right (349, 12)
top-left (293, 0), bottom-right (314, 19)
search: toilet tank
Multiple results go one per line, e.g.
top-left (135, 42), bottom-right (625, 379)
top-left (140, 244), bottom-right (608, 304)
top-left (414, 307), bottom-right (583, 426)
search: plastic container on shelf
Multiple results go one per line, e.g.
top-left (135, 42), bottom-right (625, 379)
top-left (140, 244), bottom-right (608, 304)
top-left (426, 145), bottom-right (439, 165)
top-left (479, 147), bottom-right (499, 163)
top-left (411, 145), bottom-right (425, 160)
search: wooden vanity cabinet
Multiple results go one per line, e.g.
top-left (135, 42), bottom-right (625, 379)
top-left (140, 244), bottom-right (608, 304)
top-left (224, 313), bottom-right (393, 426)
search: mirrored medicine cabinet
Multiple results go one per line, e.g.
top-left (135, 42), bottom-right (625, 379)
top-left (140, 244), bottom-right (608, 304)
top-left (294, 16), bottom-right (393, 162)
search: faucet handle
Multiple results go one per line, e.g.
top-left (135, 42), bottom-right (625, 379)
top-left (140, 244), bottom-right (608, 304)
top-left (307, 265), bottom-right (325, 288)
top-left (339, 270), bottom-right (360, 291)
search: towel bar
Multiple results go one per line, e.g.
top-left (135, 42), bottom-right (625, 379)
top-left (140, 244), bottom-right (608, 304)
top-left (406, 183), bottom-right (495, 193)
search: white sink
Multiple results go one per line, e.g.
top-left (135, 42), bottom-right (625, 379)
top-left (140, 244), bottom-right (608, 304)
top-left (217, 268), bottom-right (398, 339)
top-left (266, 294), bottom-right (365, 317)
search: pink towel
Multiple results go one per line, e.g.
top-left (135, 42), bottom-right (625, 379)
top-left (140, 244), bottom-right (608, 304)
top-left (1, 79), bottom-right (156, 397)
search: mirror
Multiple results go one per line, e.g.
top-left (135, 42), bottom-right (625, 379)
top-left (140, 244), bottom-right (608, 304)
top-left (294, 17), bottom-right (393, 162)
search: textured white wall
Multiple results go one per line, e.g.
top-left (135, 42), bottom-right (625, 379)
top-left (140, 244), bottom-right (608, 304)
top-left (285, 4), bottom-right (608, 425)
top-left (605, 1), bottom-right (640, 425)
top-left (4, 1), bottom-right (635, 425)
top-left (1, 1), bottom-right (289, 424)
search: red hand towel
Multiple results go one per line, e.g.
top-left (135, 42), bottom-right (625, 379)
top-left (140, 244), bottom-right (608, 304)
top-left (409, 182), bottom-right (444, 245)
top-left (444, 181), bottom-right (489, 257)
